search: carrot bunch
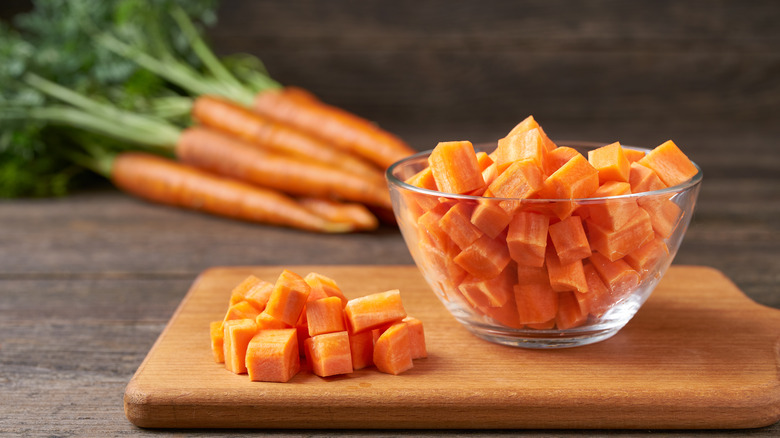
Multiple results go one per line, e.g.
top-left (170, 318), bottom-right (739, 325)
top-left (211, 270), bottom-right (427, 382)
top-left (400, 116), bottom-right (699, 330)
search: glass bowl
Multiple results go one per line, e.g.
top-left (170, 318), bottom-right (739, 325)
top-left (386, 142), bottom-right (702, 348)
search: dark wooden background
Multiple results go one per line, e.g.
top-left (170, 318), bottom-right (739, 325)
top-left (1, 0), bottom-right (778, 436)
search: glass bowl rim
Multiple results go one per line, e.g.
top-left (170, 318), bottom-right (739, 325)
top-left (386, 140), bottom-right (703, 203)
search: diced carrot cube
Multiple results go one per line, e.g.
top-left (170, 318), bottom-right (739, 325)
top-left (544, 146), bottom-right (579, 176)
top-left (582, 262), bottom-right (614, 317)
top-left (453, 234), bottom-right (511, 280)
top-left (624, 237), bottom-right (669, 277)
top-left (639, 196), bottom-right (682, 239)
top-left (405, 166), bottom-right (438, 190)
top-left (476, 151), bottom-right (494, 171)
top-left (506, 210), bottom-right (549, 267)
top-left (223, 300), bottom-right (262, 322)
top-left (439, 202), bottom-right (484, 249)
top-left (548, 215), bottom-right (591, 264)
top-left (345, 289), bottom-right (407, 334)
top-left (304, 272), bottom-right (348, 307)
top-left (458, 266), bottom-right (515, 308)
top-left (306, 296), bottom-right (347, 336)
top-left (487, 159), bottom-right (544, 199)
top-left (429, 140), bottom-right (486, 194)
top-left (402, 316), bottom-right (427, 359)
top-left (586, 181), bottom-right (640, 231)
top-left (255, 311), bottom-right (290, 330)
top-left (514, 282), bottom-right (559, 325)
top-left (223, 318), bottom-right (258, 374)
top-left (246, 328), bottom-right (300, 382)
top-left (526, 319), bottom-right (556, 330)
top-left (304, 331), bottom-right (353, 377)
top-left (209, 320), bottom-right (225, 363)
top-left (229, 275), bottom-right (262, 305)
top-left (538, 154), bottom-right (599, 219)
top-left (373, 322), bottom-right (414, 375)
top-left (545, 248), bottom-right (588, 293)
top-left (264, 269), bottom-right (311, 327)
top-left (417, 237), bottom-right (468, 300)
top-left (505, 115), bottom-right (541, 138)
top-left (417, 201), bottom-right (456, 252)
top-left (516, 264), bottom-right (550, 285)
top-left (478, 292), bottom-right (522, 329)
top-left (470, 200), bottom-right (513, 238)
top-left (589, 252), bottom-right (640, 300)
top-left (243, 280), bottom-right (274, 312)
top-left (629, 161), bottom-right (666, 193)
top-left (623, 147), bottom-right (646, 163)
top-left (556, 291), bottom-right (588, 330)
top-left (494, 128), bottom-right (547, 172)
top-left (481, 161), bottom-right (500, 188)
top-left (588, 142), bottom-right (630, 184)
top-left (348, 330), bottom-right (375, 370)
top-left (587, 207), bottom-right (655, 261)
top-left (638, 140), bottom-right (698, 187)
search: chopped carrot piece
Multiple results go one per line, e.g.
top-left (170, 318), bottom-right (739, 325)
top-left (556, 291), bottom-right (588, 330)
top-left (222, 318), bottom-right (258, 374)
top-left (487, 159), bottom-right (544, 199)
top-left (304, 272), bottom-right (348, 307)
top-left (373, 322), bottom-right (414, 375)
top-left (345, 289), bottom-right (407, 334)
top-left (405, 166), bottom-right (438, 190)
top-left (417, 201), bottom-right (456, 252)
top-left (589, 252), bottom-right (640, 300)
top-left (623, 148), bottom-right (646, 163)
top-left (588, 142), bottom-right (630, 184)
top-left (505, 115), bottom-right (541, 138)
top-left (476, 151), bottom-right (494, 171)
top-left (639, 196), bottom-right (682, 239)
top-left (582, 262), bottom-right (613, 317)
top-left (586, 181), bottom-right (640, 231)
top-left (246, 328), bottom-right (300, 382)
top-left (516, 264), bottom-right (550, 285)
top-left (243, 280), bottom-right (274, 312)
top-left (255, 311), bottom-right (290, 330)
top-left (624, 237), bottom-right (669, 277)
top-left (638, 140), bottom-right (698, 187)
top-left (545, 248), bottom-right (588, 293)
top-left (264, 269), bottom-right (311, 327)
top-left (453, 234), bottom-right (511, 280)
top-left (478, 291), bottom-right (522, 329)
top-left (223, 300), bottom-right (262, 322)
top-left (494, 128), bottom-right (547, 172)
top-left (587, 207), bottom-right (654, 261)
top-left (629, 161), bottom-right (666, 193)
top-left (548, 215), bottom-right (591, 264)
top-left (458, 266), bottom-right (515, 309)
top-left (470, 200), bottom-right (513, 238)
top-left (417, 236), bottom-right (468, 299)
top-left (506, 210), bottom-right (549, 267)
top-left (306, 296), bottom-right (347, 336)
top-left (230, 275), bottom-right (263, 305)
top-left (544, 146), bottom-right (579, 176)
top-left (402, 316), bottom-right (427, 359)
top-left (538, 154), bottom-right (599, 219)
top-left (348, 330), bottom-right (375, 370)
top-left (428, 141), bottom-right (485, 194)
top-left (526, 319), bottom-right (556, 330)
top-left (439, 202), bottom-right (484, 249)
top-left (515, 282), bottom-right (558, 325)
top-left (209, 320), bottom-right (225, 363)
top-left (304, 331), bottom-right (353, 377)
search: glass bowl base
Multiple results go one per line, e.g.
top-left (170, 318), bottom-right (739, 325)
top-left (461, 321), bottom-right (624, 349)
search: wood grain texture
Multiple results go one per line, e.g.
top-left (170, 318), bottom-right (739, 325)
top-left (124, 265), bottom-right (780, 430)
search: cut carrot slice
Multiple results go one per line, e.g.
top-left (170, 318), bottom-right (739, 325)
top-left (538, 154), bottom-right (599, 219)
top-left (405, 166), bottom-right (438, 190)
top-left (556, 291), bottom-right (588, 330)
top-left (244, 280), bottom-right (274, 312)
top-left (624, 237), bottom-right (669, 277)
top-left (417, 201), bottom-right (456, 252)
top-left (255, 311), bottom-right (290, 330)
top-left (209, 320), bottom-right (225, 363)
top-left (373, 322), bottom-right (414, 375)
top-left (516, 264), bottom-right (550, 285)
top-left (589, 252), bottom-right (640, 300)
top-left (494, 128), bottom-right (546, 172)
top-left (304, 331), bottom-right (354, 377)
top-left (264, 269), bottom-right (312, 327)
top-left (639, 196), bottom-right (682, 239)
top-left (487, 159), bottom-right (544, 199)
top-left (623, 148), bottom-right (646, 163)
top-left (348, 330), bottom-right (375, 370)
top-left (638, 140), bottom-right (698, 187)
top-left (588, 142), bottom-right (630, 184)
top-left (230, 275), bottom-right (262, 305)
top-left (629, 161), bottom-right (666, 193)
top-left (428, 141), bottom-right (485, 194)
top-left (544, 146), bottom-right (579, 176)
top-left (223, 300), bottom-right (262, 322)
top-left (470, 200), bottom-right (513, 238)
top-left (306, 296), bottom-right (347, 336)
top-left (417, 236), bottom-right (468, 299)
top-left (453, 234), bottom-right (512, 280)
top-left (304, 272), bottom-right (348, 308)
top-left (587, 207), bottom-right (654, 261)
top-left (548, 215), bottom-right (591, 264)
top-left (222, 318), bottom-right (258, 374)
top-left (505, 115), bottom-right (541, 138)
top-left (586, 181), bottom-right (640, 231)
top-left (506, 210), bottom-right (549, 267)
top-left (545, 247), bottom-right (588, 293)
top-left (458, 266), bottom-right (515, 309)
top-left (246, 328), bottom-right (300, 382)
top-left (476, 151), bottom-right (494, 171)
top-left (515, 282), bottom-right (558, 325)
top-left (439, 202), bottom-right (484, 249)
top-left (402, 316), bottom-right (427, 359)
top-left (582, 262), bottom-right (613, 317)
top-left (345, 289), bottom-right (407, 334)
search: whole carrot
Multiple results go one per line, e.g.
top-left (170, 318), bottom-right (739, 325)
top-left (175, 126), bottom-right (393, 209)
top-left (298, 197), bottom-right (379, 231)
top-left (192, 95), bottom-right (384, 182)
top-left (252, 87), bottom-right (417, 169)
top-left (110, 152), bottom-right (353, 233)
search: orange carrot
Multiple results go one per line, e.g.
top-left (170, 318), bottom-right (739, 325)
top-left (515, 282), bottom-right (558, 326)
top-left (438, 202), bottom-right (484, 249)
top-left (264, 269), bottom-right (312, 327)
top-left (298, 197), bottom-right (379, 231)
top-left (587, 207), bottom-right (654, 261)
top-left (556, 291), bottom-right (588, 329)
top-left (255, 312), bottom-right (290, 330)
top-left (243, 280), bottom-right (275, 312)
top-left (470, 200), bottom-right (513, 239)
top-left (304, 331), bottom-right (354, 377)
top-left (348, 330), bottom-right (375, 370)
top-left (640, 196), bottom-right (682, 239)
top-left (345, 290), bottom-right (407, 334)
top-left (453, 234), bottom-right (512, 280)
top-left (624, 237), bottom-right (669, 277)
top-left (638, 140), bottom-right (698, 187)
top-left (487, 159), bottom-right (544, 200)
top-left (588, 252), bottom-right (640, 299)
top-left (306, 297), bottom-right (347, 336)
top-left (537, 154), bottom-right (599, 219)
top-left (544, 146), bottom-right (579, 176)
top-left (229, 275), bottom-right (263, 305)
top-left (545, 247), bottom-right (588, 293)
top-left (192, 95), bottom-right (384, 181)
top-left (222, 318), bottom-right (258, 374)
top-left (245, 328), bottom-right (300, 382)
top-left (209, 320), bottom-right (225, 363)
top-left (373, 322), bottom-right (414, 375)
top-left (175, 126), bottom-right (393, 209)
top-left (581, 262), bottom-right (613, 317)
top-left (402, 316), bottom-right (428, 359)
top-left (304, 272), bottom-right (349, 308)
top-left (504, 115), bottom-right (557, 151)
top-left (494, 128), bottom-right (547, 172)
top-left (111, 152), bottom-right (354, 233)
top-left (629, 161), bottom-right (666, 193)
top-left (588, 142), bottom-right (630, 183)
top-left (252, 86), bottom-right (417, 169)
top-left (622, 147), bottom-right (646, 163)
top-left (506, 210), bottom-right (549, 267)
top-left (458, 267), bottom-right (515, 309)
top-left (586, 181), bottom-right (640, 231)
top-left (548, 215), bottom-right (591, 264)
top-left (428, 141), bottom-right (486, 195)
top-left (223, 301), bottom-right (261, 322)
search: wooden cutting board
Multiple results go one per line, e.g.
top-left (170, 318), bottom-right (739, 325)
top-left (124, 265), bottom-right (779, 430)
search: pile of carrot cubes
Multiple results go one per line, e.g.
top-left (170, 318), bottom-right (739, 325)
top-left (402, 116), bottom-right (699, 330)
top-left (210, 269), bottom-right (426, 382)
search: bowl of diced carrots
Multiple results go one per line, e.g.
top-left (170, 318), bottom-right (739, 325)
top-left (386, 116), bottom-right (702, 348)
